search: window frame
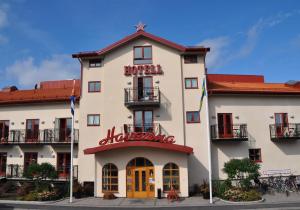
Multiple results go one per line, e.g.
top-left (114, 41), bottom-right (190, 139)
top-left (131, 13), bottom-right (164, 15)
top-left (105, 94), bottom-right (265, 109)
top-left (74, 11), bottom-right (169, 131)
top-left (102, 163), bottom-right (118, 193)
top-left (0, 120), bottom-right (9, 141)
top-left (87, 114), bottom-right (100, 126)
top-left (89, 59), bottom-right (103, 68)
top-left (133, 46), bottom-right (153, 64)
top-left (249, 148), bottom-right (262, 163)
top-left (88, 81), bottom-right (101, 93)
top-left (184, 55), bottom-right (198, 64)
top-left (186, 111), bottom-right (200, 123)
top-left (163, 162), bottom-right (180, 192)
top-left (185, 78), bottom-right (198, 89)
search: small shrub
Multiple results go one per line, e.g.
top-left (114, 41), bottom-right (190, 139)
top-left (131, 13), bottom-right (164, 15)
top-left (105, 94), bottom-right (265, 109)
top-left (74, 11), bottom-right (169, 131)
top-left (22, 191), bottom-right (39, 201)
top-left (37, 191), bottom-right (59, 201)
top-left (17, 182), bottom-right (34, 196)
top-left (103, 192), bottom-right (116, 200)
top-left (73, 181), bottom-right (84, 198)
top-left (83, 182), bottom-right (94, 197)
top-left (223, 187), bottom-right (261, 202)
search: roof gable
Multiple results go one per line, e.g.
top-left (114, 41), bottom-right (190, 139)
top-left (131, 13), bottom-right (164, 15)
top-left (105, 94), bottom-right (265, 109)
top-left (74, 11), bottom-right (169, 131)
top-left (72, 31), bottom-right (209, 58)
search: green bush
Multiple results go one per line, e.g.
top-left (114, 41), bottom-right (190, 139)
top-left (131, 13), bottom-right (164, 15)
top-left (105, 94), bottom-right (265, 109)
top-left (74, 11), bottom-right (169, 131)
top-left (17, 182), bottom-right (34, 196)
top-left (213, 180), bottom-right (231, 197)
top-left (223, 158), bottom-right (260, 190)
top-left (22, 191), bottom-right (39, 201)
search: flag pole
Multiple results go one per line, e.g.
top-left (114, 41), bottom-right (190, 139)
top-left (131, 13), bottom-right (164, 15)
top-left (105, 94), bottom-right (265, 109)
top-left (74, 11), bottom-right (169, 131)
top-left (69, 80), bottom-right (76, 203)
top-left (204, 75), bottom-right (213, 204)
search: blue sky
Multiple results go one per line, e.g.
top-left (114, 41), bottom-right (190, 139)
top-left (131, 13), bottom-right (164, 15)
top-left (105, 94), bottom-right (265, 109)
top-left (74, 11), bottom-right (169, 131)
top-left (0, 0), bottom-right (300, 89)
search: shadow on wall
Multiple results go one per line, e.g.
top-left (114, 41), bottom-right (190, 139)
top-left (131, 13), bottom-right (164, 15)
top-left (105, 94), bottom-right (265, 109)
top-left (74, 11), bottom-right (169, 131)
top-left (273, 140), bottom-right (300, 156)
top-left (158, 92), bottom-right (172, 121)
top-left (211, 141), bottom-right (250, 179)
top-left (188, 154), bottom-right (208, 190)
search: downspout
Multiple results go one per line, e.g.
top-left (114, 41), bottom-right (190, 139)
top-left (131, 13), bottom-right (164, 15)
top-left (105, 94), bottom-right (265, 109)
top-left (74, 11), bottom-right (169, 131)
top-left (180, 55), bottom-right (187, 146)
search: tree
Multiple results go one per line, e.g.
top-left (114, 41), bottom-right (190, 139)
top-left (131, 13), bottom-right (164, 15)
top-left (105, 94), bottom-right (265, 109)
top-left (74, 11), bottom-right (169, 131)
top-left (223, 158), bottom-right (260, 190)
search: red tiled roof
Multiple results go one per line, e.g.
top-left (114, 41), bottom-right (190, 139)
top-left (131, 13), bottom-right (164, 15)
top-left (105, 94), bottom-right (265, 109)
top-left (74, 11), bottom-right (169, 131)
top-left (207, 74), bottom-right (265, 83)
top-left (0, 80), bottom-right (80, 105)
top-left (72, 31), bottom-right (210, 58)
top-left (207, 74), bottom-right (300, 95)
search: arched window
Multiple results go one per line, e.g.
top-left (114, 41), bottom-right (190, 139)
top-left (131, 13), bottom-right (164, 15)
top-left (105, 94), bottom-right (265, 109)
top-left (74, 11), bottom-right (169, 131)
top-left (102, 163), bottom-right (118, 192)
top-left (163, 163), bottom-right (180, 192)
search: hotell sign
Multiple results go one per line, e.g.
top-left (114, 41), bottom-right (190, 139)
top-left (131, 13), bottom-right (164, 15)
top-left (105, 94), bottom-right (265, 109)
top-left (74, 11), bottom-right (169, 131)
top-left (99, 127), bottom-right (175, 146)
top-left (124, 64), bottom-right (163, 76)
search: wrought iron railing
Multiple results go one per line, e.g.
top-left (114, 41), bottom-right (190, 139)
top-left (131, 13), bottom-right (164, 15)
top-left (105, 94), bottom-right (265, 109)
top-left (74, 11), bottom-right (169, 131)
top-left (5, 164), bottom-right (78, 179)
top-left (0, 129), bottom-right (79, 144)
top-left (124, 123), bottom-right (161, 135)
top-left (124, 87), bottom-right (160, 106)
top-left (269, 123), bottom-right (300, 140)
top-left (6, 164), bottom-right (23, 178)
top-left (57, 165), bottom-right (78, 179)
top-left (210, 124), bottom-right (248, 140)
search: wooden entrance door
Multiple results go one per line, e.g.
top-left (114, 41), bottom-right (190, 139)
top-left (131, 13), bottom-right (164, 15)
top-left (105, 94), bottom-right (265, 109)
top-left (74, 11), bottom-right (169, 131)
top-left (217, 113), bottom-right (233, 138)
top-left (127, 157), bottom-right (155, 198)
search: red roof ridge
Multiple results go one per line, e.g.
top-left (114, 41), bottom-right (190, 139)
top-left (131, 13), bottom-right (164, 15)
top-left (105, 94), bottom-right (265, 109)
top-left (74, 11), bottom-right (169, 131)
top-left (72, 30), bottom-right (209, 58)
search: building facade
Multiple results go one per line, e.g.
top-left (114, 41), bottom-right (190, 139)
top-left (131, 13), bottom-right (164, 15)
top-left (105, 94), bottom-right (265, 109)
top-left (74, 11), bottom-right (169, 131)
top-left (1, 26), bottom-right (300, 198)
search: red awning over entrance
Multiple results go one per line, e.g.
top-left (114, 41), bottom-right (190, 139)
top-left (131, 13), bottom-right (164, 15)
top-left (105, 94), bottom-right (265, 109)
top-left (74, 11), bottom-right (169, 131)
top-left (84, 141), bottom-right (193, 155)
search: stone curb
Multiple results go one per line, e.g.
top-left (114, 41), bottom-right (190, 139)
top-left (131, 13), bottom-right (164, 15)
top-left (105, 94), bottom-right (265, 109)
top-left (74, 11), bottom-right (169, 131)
top-left (218, 197), bottom-right (265, 204)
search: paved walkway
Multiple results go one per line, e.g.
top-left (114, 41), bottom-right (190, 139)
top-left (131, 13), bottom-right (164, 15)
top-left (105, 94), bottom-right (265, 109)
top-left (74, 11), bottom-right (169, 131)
top-left (0, 192), bottom-right (300, 208)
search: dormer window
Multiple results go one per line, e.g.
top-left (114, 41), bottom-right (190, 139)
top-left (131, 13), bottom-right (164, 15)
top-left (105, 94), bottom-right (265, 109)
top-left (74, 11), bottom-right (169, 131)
top-left (184, 55), bottom-right (198, 64)
top-left (134, 46), bottom-right (152, 65)
top-left (89, 59), bottom-right (102, 68)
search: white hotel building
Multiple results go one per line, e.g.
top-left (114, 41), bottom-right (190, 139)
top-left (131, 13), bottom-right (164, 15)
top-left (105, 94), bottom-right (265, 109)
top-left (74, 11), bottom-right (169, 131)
top-left (1, 25), bottom-right (300, 198)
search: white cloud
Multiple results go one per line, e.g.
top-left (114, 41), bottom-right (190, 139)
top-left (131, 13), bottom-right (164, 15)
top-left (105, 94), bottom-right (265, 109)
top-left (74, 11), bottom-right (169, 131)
top-left (5, 54), bottom-right (79, 88)
top-left (198, 36), bottom-right (230, 69)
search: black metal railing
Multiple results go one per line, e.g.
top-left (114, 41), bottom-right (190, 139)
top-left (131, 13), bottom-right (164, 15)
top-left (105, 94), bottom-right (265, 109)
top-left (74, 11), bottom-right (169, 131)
top-left (124, 123), bottom-right (161, 135)
top-left (5, 164), bottom-right (78, 179)
top-left (124, 87), bottom-right (160, 107)
top-left (6, 164), bottom-right (23, 178)
top-left (211, 124), bottom-right (248, 141)
top-left (270, 123), bottom-right (300, 140)
top-left (0, 129), bottom-right (79, 144)
top-left (57, 165), bottom-right (78, 179)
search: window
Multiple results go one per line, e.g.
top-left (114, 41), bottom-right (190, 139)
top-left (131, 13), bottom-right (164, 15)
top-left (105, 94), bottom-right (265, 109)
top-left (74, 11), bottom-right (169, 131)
top-left (185, 78), bottom-right (198, 89)
top-left (249, 149), bottom-right (262, 162)
top-left (89, 59), bottom-right (102, 68)
top-left (102, 163), bottom-right (118, 192)
top-left (186, 111), bottom-right (200, 123)
top-left (26, 119), bottom-right (39, 142)
top-left (0, 121), bottom-right (9, 142)
top-left (184, 55), bottom-right (198, 64)
top-left (87, 114), bottom-right (100, 126)
top-left (88, 81), bottom-right (101, 92)
top-left (217, 113), bottom-right (233, 138)
top-left (134, 46), bottom-right (152, 64)
top-left (163, 163), bottom-right (180, 192)
top-left (274, 113), bottom-right (289, 137)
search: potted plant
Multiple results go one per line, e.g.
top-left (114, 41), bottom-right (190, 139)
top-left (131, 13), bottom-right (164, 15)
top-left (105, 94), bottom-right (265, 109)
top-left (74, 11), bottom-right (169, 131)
top-left (200, 180), bottom-right (210, 199)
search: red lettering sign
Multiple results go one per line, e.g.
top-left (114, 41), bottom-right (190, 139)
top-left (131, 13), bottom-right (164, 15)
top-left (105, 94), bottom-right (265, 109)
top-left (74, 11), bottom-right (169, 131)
top-left (124, 65), bottom-right (163, 76)
top-left (99, 126), bottom-right (175, 146)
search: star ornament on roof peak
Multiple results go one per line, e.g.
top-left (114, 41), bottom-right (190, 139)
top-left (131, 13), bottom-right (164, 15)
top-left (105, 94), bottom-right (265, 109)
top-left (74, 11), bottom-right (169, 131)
top-left (135, 22), bottom-right (146, 32)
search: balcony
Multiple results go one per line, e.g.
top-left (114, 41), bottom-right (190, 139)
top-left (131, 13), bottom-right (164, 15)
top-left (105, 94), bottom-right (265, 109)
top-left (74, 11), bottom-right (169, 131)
top-left (0, 129), bottom-right (79, 145)
top-left (270, 123), bottom-right (300, 141)
top-left (124, 87), bottom-right (160, 108)
top-left (124, 123), bottom-right (161, 135)
top-left (211, 124), bottom-right (249, 142)
top-left (5, 164), bottom-right (78, 180)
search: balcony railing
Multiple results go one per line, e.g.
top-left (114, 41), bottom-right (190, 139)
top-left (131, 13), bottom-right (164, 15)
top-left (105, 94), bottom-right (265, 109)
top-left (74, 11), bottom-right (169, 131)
top-left (124, 123), bottom-right (161, 135)
top-left (124, 87), bottom-right (160, 108)
top-left (0, 129), bottom-right (79, 144)
top-left (211, 124), bottom-right (248, 141)
top-left (5, 164), bottom-right (78, 180)
top-left (270, 123), bottom-right (300, 141)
